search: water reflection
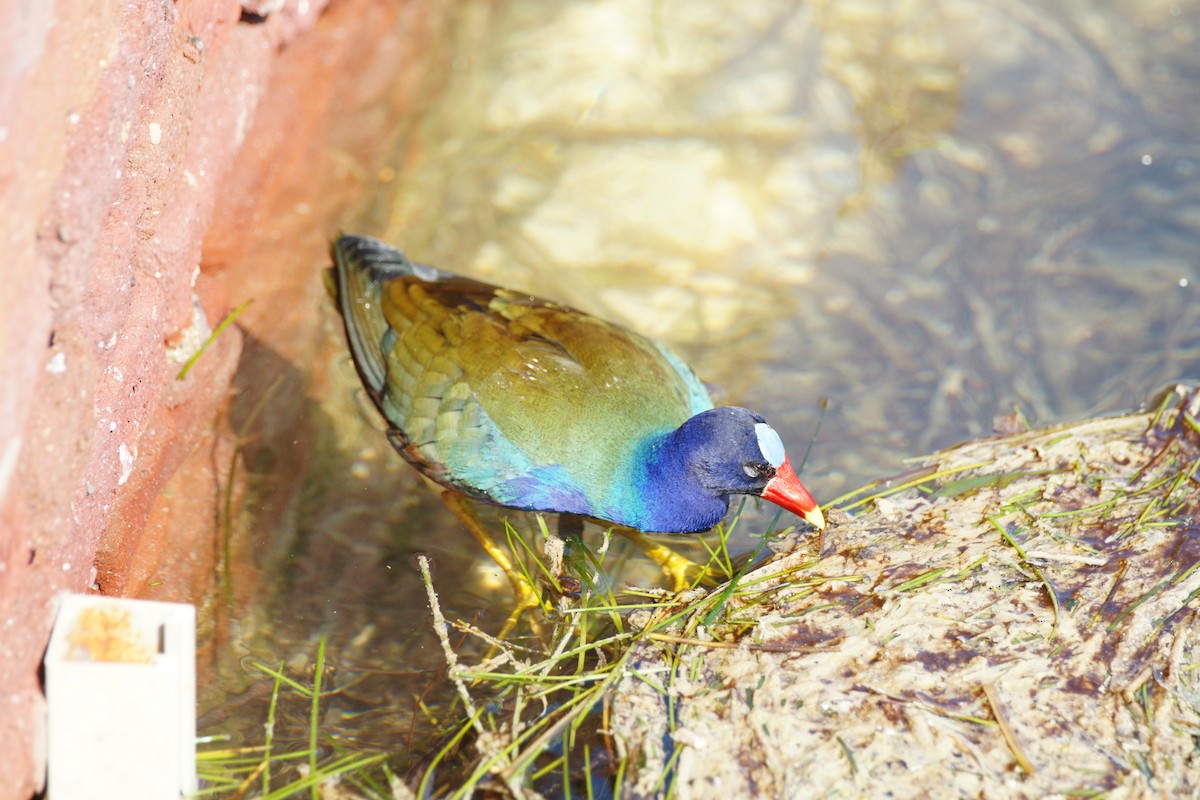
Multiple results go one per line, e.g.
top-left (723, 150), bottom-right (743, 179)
top-left (363, 0), bottom-right (1199, 500)
top-left (204, 0), bottom-right (1200, 790)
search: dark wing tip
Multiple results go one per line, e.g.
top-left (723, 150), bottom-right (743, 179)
top-left (330, 234), bottom-right (419, 398)
top-left (332, 233), bottom-right (452, 291)
top-left (333, 234), bottom-right (413, 283)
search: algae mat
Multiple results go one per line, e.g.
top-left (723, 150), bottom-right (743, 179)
top-left (611, 386), bottom-right (1200, 798)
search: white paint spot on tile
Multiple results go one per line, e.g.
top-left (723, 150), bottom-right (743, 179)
top-left (0, 437), bottom-right (21, 503)
top-left (165, 300), bottom-right (213, 369)
top-left (118, 443), bottom-right (135, 485)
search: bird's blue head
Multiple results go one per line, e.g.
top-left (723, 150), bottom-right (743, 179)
top-left (644, 406), bottom-right (825, 532)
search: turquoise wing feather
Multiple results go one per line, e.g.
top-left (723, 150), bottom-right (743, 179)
top-left (332, 235), bottom-right (713, 525)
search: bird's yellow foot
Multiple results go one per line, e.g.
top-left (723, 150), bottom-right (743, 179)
top-left (492, 573), bottom-right (547, 645)
top-left (617, 528), bottom-right (711, 592)
top-left (440, 492), bottom-right (549, 643)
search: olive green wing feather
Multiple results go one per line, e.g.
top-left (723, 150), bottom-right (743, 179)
top-left (332, 234), bottom-right (713, 519)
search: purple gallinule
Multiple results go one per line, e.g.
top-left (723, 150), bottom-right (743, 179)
top-left (331, 234), bottom-right (825, 537)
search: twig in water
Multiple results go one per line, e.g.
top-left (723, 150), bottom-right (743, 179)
top-left (417, 555), bottom-right (486, 740)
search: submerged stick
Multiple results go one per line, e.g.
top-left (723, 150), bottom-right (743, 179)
top-left (417, 555), bottom-right (486, 740)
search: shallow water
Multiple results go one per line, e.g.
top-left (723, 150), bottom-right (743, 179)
top-left (202, 0), bottom-right (1200, 788)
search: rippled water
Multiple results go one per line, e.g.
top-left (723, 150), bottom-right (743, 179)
top-left (203, 0), bottom-right (1200, 788)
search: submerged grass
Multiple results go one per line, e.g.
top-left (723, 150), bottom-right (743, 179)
top-left (201, 499), bottom-right (808, 798)
top-left (177, 299), bottom-right (254, 381)
top-left (196, 635), bottom-right (388, 799)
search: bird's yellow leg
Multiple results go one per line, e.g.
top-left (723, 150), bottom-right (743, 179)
top-left (440, 491), bottom-right (548, 642)
top-left (615, 528), bottom-right (710, 592)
